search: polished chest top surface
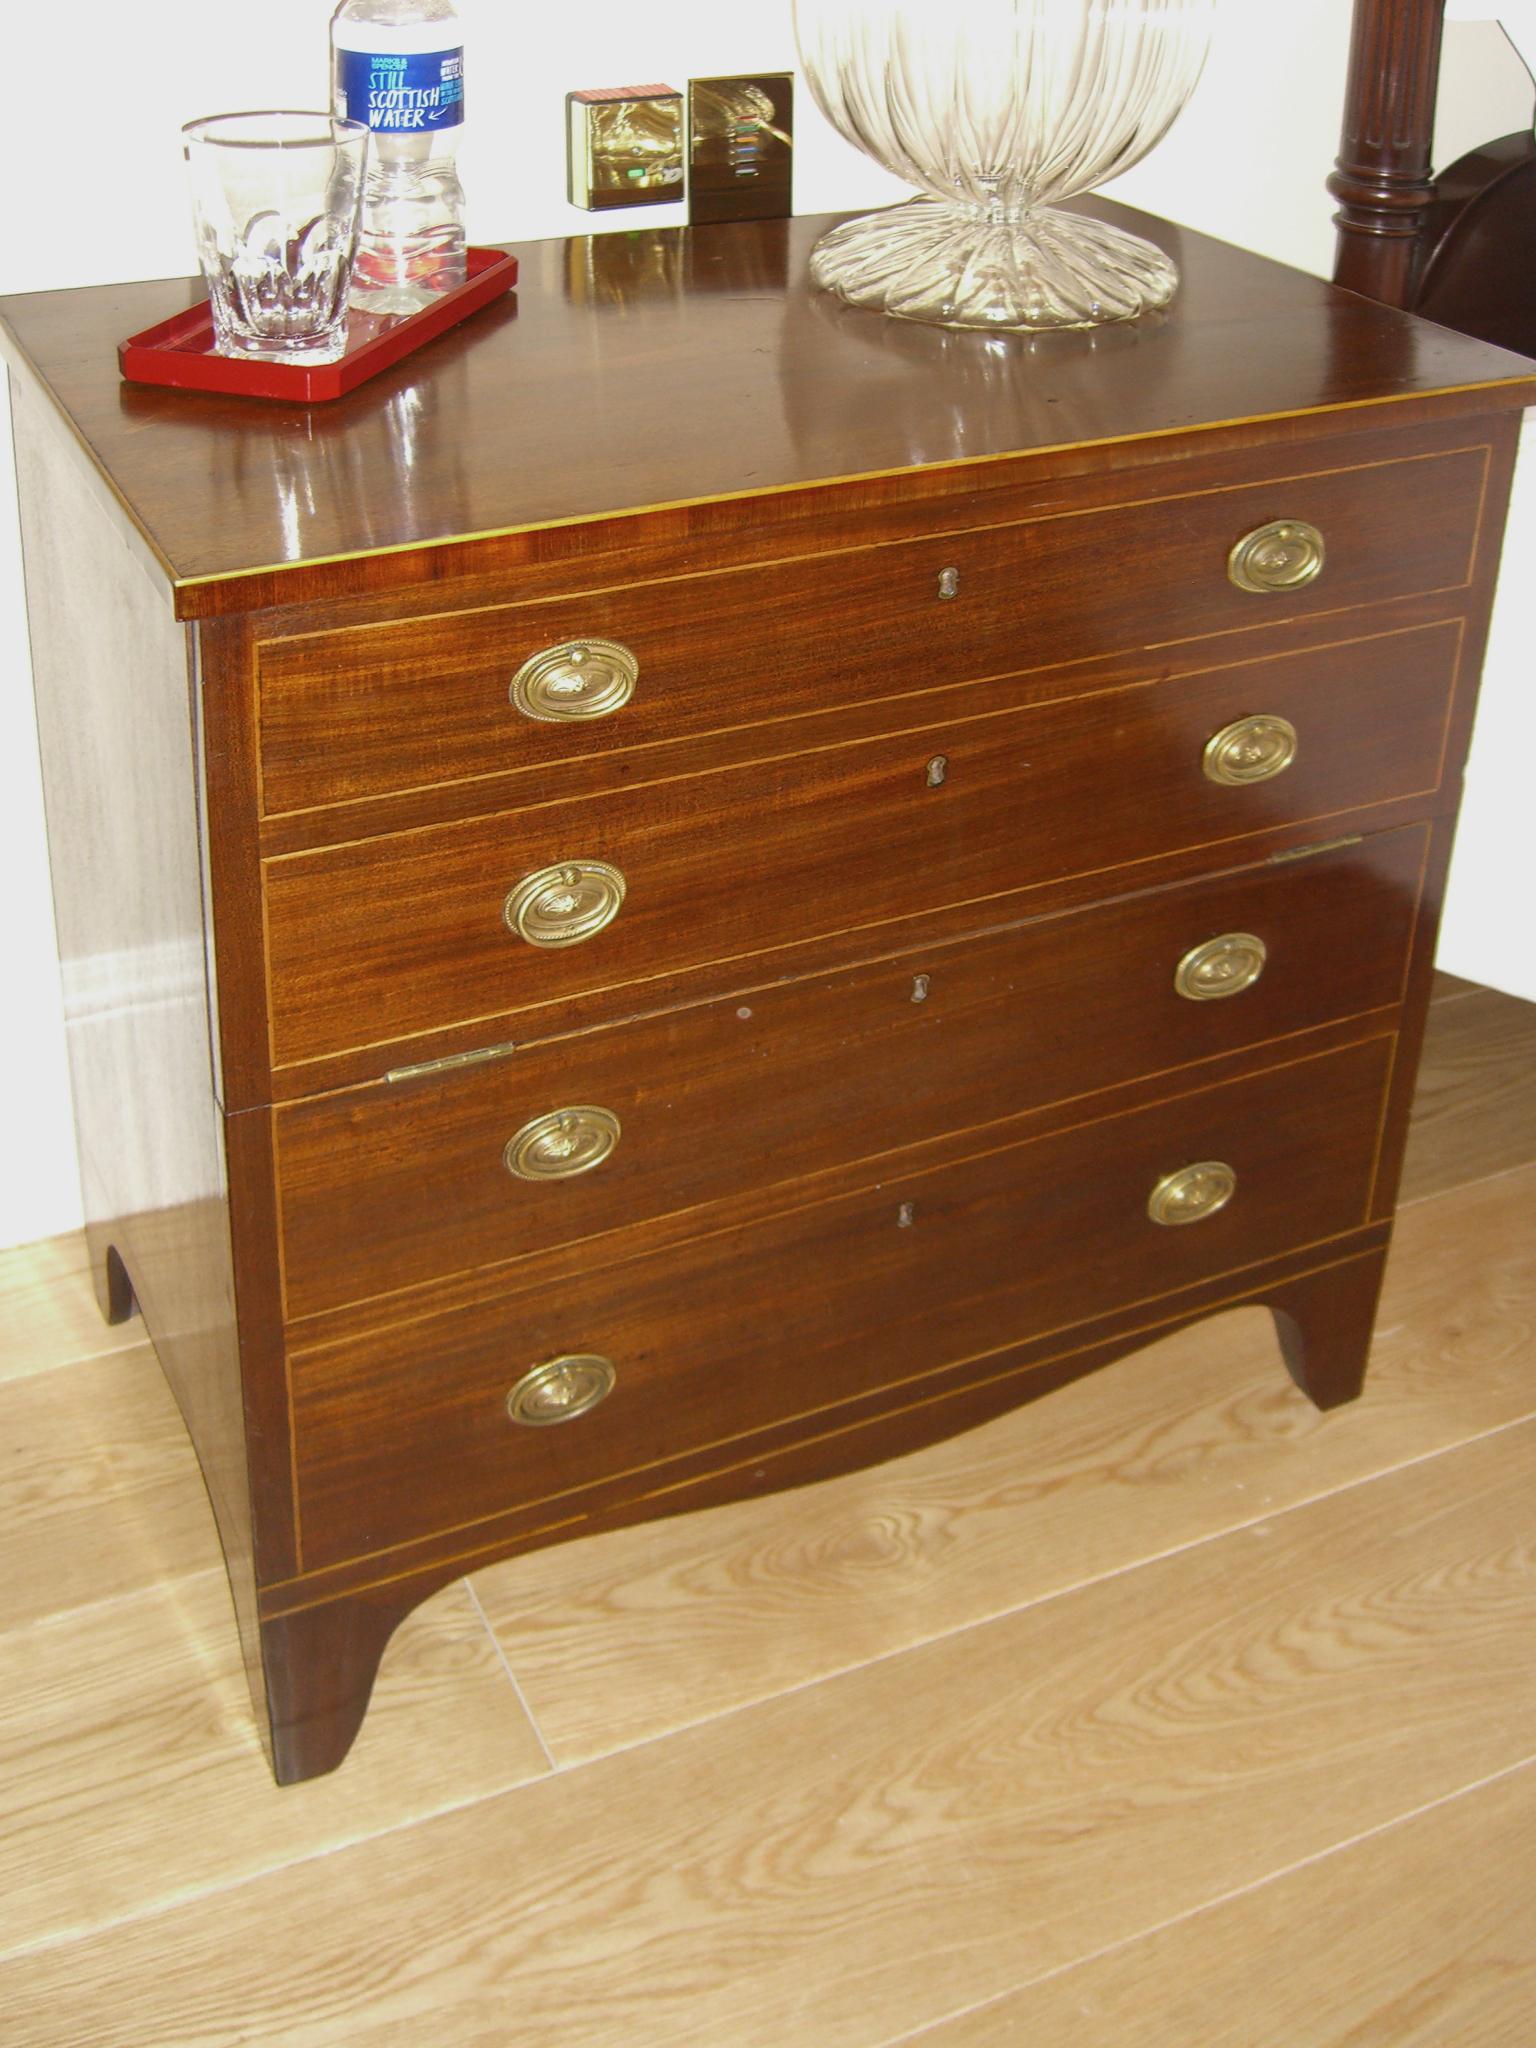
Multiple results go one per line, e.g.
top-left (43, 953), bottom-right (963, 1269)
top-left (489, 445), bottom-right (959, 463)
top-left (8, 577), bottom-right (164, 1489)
top-left (2, 202), bottom-right (1534, 613)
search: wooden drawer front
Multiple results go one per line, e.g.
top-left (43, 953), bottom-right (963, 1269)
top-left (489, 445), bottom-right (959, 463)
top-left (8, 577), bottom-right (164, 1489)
top-left (275, 827), bottom-right (1425, 1320)
top-left (289, 1035), bottom-right (1393, 1570)
top-left (255, 446), bottom-right (1485, 816)
top-left (264, 622), bottom-right (1456, 1072)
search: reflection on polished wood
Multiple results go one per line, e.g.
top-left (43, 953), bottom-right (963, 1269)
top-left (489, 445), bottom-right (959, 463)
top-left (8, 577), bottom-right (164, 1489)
top-left (1, 204), bottom-right (1533, 617)
top-left (11, 380), bottom-right (268, 1745)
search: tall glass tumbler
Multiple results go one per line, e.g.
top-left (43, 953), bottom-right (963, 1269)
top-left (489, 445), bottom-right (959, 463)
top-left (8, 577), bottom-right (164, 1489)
top-left (182, 111), bottom-right (369, 364)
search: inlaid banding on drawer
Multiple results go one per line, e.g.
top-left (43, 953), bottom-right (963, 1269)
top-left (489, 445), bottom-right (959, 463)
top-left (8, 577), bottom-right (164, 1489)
top-left (287, 1035), bottom-right (1395, 1571)
top-left (253, 445), bottom-right (1486, 817)
top-left (261, 622), bottom-right (1457, 1073)
top-left (273, 826), bottom-right (1426, 1321)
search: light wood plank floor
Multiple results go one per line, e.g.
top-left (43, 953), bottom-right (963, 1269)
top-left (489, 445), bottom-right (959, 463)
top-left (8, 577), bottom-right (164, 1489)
top-left (1, 978), bottom-right (1533, 2046)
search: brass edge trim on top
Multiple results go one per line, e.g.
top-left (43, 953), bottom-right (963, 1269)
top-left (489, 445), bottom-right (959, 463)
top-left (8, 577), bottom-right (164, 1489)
top-left (261, 1238), bottom-right (1396, 1610)
top-left (281, 1026), bottom-right (1400, 1350)
top-left (251, 442), bottom-right (1493, 651)
top-left (171, 410), bottom-right (1516, 610)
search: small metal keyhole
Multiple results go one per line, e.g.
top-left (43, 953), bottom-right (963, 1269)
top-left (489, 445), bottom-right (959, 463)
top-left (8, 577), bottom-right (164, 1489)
top-left (938, 567), bottom-right (960, 600)
top-left (926, 755), bottom-right (948, 788)
top-left (911, 974), bottom-right (930, 1004)
top-left (897, 1201), bottom-right (916, 1228)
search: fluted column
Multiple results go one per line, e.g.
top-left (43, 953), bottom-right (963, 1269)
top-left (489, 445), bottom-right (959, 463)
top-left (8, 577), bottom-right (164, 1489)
top-left (1329, 0), bottom-right (1447, 306)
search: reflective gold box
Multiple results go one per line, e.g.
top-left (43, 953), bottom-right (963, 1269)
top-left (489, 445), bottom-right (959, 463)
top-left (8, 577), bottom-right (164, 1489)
top-left (687, 73), bottom-right (793, 226)
top-left (567, 84), bottom-right (685, 212)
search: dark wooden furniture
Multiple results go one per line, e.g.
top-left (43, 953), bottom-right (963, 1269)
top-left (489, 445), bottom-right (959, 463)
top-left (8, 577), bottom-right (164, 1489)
top-left (5, 205), bottom-right (1535, 1783)
top-left (1333, 0), bottom-right (1536, 353)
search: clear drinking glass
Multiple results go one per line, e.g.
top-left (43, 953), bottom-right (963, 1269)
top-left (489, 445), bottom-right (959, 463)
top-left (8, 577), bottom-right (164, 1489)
top-left (792, 0), bottom-right (1215, 331)
top-left (182, 111), bottom-right (369, 364)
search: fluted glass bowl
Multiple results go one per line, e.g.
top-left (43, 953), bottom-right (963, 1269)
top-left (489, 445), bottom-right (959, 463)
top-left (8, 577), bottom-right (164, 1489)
top-left (792, 0), bottom-right (1214, 330)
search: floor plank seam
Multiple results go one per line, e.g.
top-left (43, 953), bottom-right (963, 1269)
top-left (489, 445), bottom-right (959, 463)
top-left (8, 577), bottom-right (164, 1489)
top-left (16, 1413), bottom-right (1535, 1974)
top-left (0, 1333), bottom-right (158, 1388)
top-left (463, 1577), bottom-right (559, 1776)
top-left (870, 1751), bottom-right (1536, 2048)
top-left (1398, 1152), bottom-right (1536, 1211)
top-left (2, 1564), bottom-right (227, 1641)
top-left (0, 1755), bottom-right (569, 1971)
top-left (517, 1404), bottom-right (1536, 1778)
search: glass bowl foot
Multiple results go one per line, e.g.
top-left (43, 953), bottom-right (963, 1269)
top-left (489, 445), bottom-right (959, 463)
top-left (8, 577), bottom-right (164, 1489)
top-left (809, 198), bottom-right (1180, 331)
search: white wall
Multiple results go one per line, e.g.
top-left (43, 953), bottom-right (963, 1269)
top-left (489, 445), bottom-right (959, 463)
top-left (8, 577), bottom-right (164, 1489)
top-left (2, 2), bottom-right (1532, 1250)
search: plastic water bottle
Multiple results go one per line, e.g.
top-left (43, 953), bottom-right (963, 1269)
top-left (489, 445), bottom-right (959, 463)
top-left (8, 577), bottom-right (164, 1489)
top-left (331, 0), bottom-right (466, 313)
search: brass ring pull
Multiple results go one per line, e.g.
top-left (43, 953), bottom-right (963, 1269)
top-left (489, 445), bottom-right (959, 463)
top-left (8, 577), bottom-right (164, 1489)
top-left (1147, 1161), bottom-right (1237, 1227)
top-left (504, 860), bottom-right (626, 948)
top-left (1174, 932), bottom-right (1268, 1002)
top-left (1202, 714), bottom-right (1298, 787)
top-left (510, 639), bottom-right (639, 722)
top-left (505, 1106), bottom-right (621, 1182)
top-left (507, 1354), bottom-right (616, 1427)
top-left (1228, 520), bottom-right (1325, 594)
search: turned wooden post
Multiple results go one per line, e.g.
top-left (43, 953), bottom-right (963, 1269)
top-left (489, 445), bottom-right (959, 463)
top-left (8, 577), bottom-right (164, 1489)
top-left (1329, 0), bottom-right (1447, 306)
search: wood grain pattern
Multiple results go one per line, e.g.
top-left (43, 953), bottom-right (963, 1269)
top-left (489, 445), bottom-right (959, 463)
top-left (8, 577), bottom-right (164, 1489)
top-left (2, 1417), bottom-right (1531, 2045)
top-left (9, 205), bottom-right (1531, 1794)
top-left (0, 979), bottom-right (1529, 2032)
top-left (288, 1038), bottom-right (1393, 1572)
top-left (0, 1234), bottom-right (146, 1383)
top-left (1398, 987), bottom-right (1536, 1205)
top-left (479, 1143), bottom-right (1536, 1768)
top-left (10, 382), bottom-right (271, 1732)
top-left (274, 828), bottom-right (1425, 1321)
top-left (262, 624), bottom-right (1458, 1073)
top-left (0, 1573), bottom-right (549, 1961)
top-left (3, 207), bottom-right (1533, 618)
top-left (907, 1760), bottom-right (1536, 2046)
top-left (255, 443), bottom-right (1486, 818)
top-left (0, 1344), bottom-right (222, 1629)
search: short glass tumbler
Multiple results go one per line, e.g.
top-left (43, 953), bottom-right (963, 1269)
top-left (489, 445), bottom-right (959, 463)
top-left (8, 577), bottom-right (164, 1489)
top-left (792, 0), bottom-right (1214, 331)
top-left (182, 111), bottom-right (369, 364)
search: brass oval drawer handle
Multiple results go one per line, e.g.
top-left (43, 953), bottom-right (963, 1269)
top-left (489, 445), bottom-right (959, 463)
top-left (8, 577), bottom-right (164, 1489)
top-left (1147, 1161), bottom-right (1237, 1228)
top-left (507, 1354), bottom-right (617, 1427)
top-left (510, 639), bottom-right (639, 723)
top-left (504, 860), bottom-right (626, 948)
top-left (1228, 520), bottom-right (1325, 595)
top-left (1174, 932), bottom-right (1268, 1002)
top-left (505, 1105), bottom-right (621, 1181)
top-left (1202, 713), bottom-right (1298, 787)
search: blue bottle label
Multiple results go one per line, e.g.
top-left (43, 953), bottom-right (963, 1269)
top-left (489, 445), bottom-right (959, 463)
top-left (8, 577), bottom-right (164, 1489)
top-left (338, 47), bottom-right (464, 134)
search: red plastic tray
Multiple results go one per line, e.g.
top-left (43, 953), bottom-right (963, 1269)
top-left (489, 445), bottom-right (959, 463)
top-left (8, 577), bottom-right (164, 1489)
top-left (118, 246), bottom-right (517, 402)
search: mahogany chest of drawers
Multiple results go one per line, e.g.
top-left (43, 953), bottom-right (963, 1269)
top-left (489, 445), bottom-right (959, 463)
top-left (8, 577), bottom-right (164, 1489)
top-left (5, 208), bottom-right (1534, 1782)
